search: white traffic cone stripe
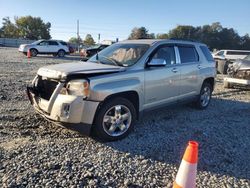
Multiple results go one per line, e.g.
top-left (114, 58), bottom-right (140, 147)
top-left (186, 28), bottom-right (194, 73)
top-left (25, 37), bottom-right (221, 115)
top-left (175, 160), bottom-right (197, 188)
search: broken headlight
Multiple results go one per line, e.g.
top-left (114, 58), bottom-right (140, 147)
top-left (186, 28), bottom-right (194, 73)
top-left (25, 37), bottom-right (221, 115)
top-left (60, 79), bottom-right (90, 99)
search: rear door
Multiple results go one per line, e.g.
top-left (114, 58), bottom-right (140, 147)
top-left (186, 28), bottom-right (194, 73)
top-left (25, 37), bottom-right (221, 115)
top-left (144, 44), bottom-right (181, 109)
top-left (48, 41), bottom-right (59, 53)
top-left (176, 45), bottom-right (200, 99)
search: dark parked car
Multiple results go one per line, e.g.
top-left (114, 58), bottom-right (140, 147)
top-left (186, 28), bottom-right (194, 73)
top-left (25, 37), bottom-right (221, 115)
top-left (80, 44), bottom-right (109, 59)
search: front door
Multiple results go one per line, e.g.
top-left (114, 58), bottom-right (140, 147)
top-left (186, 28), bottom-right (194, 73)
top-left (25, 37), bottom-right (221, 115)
top-left (144, 45), bottom-right (181, 109)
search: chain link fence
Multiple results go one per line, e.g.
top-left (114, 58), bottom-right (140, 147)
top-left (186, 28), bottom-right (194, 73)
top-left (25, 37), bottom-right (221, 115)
top-left (0, 38), bottom-right (35, 47)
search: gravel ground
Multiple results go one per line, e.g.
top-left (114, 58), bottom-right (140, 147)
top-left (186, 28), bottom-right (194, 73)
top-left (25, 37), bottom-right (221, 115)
top-left (0, 47), bottom-right (249, 188)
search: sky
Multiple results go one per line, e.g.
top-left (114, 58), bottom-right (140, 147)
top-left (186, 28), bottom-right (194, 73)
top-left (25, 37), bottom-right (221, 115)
top-left (0, 0), bottom-right (250, 42)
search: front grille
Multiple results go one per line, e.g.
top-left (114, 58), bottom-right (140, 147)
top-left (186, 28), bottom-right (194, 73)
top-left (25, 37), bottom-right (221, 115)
top-left (35, 76), bottom-right (58, 100)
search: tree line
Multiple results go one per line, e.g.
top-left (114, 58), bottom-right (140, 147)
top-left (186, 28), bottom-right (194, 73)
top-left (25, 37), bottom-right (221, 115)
top-left (1, 16), bottom-right (250, 50)
top-left (0, 16), bottom-right (51, 40)
top-left (128, 23), bottom-right (250, 50)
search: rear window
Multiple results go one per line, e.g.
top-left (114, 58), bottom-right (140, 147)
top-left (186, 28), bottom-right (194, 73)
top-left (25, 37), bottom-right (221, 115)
top-left (226, 51), bottom-right (250, 55)
top-left (178, 46), bottom-right (199, 63)
top-left (200, 46), bottom-right (214, 61)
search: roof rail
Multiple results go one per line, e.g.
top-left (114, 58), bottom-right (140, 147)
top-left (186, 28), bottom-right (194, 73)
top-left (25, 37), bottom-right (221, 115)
top-left (169, 38), bottom-right (199, 42)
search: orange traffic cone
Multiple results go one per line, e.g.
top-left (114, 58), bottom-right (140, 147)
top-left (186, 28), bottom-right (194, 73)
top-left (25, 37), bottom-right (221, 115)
top-left (27, 49), bottom-right (31, 58)
top-left (173, 141), bottom-right (199, 188)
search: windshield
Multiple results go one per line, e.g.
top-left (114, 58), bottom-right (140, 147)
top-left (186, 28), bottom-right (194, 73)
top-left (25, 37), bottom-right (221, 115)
top-left (244, 54), bottom-right (250, 61)
top-left (88, 44), bottom-right (101, 49)
top-left (31, 40), bottom-right (43, 45)
top-left (88, 43), bottom-right (149, 67)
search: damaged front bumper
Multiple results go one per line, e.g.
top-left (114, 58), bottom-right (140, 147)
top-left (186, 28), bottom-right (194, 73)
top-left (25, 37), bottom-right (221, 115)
top-left (26, 81), bottom-right (99, 135)
top-left (224, 77), bottom-right (250, 86)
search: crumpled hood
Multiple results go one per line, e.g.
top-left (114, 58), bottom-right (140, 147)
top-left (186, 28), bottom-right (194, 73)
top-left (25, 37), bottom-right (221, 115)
top-left (37, 61), bottom-right (125, 79)
top-left (232, 59), bottom-right (250, 71)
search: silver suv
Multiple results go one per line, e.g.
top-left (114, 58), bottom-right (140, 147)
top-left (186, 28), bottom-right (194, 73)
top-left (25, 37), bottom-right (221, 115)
top-left (27, 39), bottom-right (216, 141)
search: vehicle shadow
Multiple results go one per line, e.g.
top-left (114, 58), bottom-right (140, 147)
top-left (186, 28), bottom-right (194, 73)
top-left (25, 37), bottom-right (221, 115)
top-left (105, 98), bottom-right (250, 180)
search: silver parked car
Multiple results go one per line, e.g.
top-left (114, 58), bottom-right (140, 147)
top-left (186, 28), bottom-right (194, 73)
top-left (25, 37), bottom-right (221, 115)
top-left (27, 39), bottom-right (216, 141)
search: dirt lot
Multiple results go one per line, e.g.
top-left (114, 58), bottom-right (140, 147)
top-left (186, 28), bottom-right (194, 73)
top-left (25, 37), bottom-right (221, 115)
top-left (0, 47), bottom-right (250, 187)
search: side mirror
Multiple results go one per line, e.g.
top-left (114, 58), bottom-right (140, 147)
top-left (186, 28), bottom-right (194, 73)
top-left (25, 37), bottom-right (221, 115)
top-left (147, 58), bottom-right (166, 67)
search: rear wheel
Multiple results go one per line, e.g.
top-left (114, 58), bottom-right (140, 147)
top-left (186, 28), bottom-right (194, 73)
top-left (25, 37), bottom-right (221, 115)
top-left (58, 50), bottom-right (65, 57)
top-left (92, 97), bottom-right (136, 142)
top-left (195, 82), bottom-right (212, 109)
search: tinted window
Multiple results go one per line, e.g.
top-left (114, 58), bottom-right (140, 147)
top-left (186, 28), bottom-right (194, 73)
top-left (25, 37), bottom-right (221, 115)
top-left (38, 41), bottom-right (49, 46)
top-left (178, 46), bottom-right (199, 63)
top-left (200, 46), bottom-right (214, 61)
top-left (152, 46), bottom-right (176, 65)
top-left (226, 51), bottom-right (250, 55)
top-left (60, 41), bottom-right (68, 46)
top-left (217, 51), bottom-right (224, 56)
top-left (49, 41), bottom-right (58, 45)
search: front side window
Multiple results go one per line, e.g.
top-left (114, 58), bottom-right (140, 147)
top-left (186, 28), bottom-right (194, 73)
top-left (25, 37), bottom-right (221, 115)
top-left (151, 46), bottom-right (176, 65)
top-left (38, 41), bottom-right (49, 46)
top-left (88, 43), bottom-right (149, 67)
top-left (217, 50), bottom-right (224, 56)
top-left (178, 46), bottom-right (199, 63)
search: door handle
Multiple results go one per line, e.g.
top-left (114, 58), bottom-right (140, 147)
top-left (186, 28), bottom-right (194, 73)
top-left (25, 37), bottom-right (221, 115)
top-left (197, 64), bottom-right (202, 69)
top-left (172, 68), bottom-right (178, 73)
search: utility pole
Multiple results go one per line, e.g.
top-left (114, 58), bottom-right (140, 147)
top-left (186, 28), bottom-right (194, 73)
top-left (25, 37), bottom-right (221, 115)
top-left (77, 19), bottom-right (79, 52)
top-left (98, 33), bottom-right (100, 44)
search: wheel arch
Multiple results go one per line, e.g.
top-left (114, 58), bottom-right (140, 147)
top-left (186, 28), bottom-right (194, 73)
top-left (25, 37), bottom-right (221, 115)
top-left (95, 90), bottom-right (140, 121)
top-left (203, 77), bottom-right (215, 91)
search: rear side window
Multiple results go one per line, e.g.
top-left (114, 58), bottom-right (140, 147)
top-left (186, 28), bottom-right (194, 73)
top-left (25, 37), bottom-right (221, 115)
top-left (178, 46), bottom-right (199, 63)
top-left (200, 46), bottom-right (214, 61)
top-left (226, 51), bottom-right (250, 55)
top-left (49, 41), bottom-right (58, 45)
top-left (60, 41), bottom-right (68, 46)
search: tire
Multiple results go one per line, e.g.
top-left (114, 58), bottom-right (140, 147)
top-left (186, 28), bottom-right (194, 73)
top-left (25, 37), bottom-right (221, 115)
top-left (30, 48), bottom-right (38, 57)
top-left (57, 50), bottom-right (65, 57)
top-left (92, 97), bottom-right (136, 142)
top-left (195, 82), bottom-right (212, 109)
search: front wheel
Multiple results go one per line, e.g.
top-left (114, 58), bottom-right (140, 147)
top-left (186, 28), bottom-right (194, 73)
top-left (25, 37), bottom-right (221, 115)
top-left (195, 82), bottom-right (212, 109)
top-left (30, 49), bottom-right (38, 57)
top-left (92, 97), bottom-right (136, 142)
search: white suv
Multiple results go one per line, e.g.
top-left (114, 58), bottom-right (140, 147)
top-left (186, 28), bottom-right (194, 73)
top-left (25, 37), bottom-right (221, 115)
top-left (19, 40), bottom-right (70, 57)
top-left (213, 50), bottom-right (250, 60)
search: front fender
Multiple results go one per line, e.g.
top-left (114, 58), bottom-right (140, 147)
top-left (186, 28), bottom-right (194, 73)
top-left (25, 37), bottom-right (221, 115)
top-left (90, 78), bottom-right (142, 101)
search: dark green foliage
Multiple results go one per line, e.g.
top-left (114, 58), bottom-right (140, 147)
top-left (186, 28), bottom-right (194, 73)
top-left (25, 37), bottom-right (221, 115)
top-left (129, 23), bottom-right (250, 50)
top-left (1, 16), bottom-right (51, 40)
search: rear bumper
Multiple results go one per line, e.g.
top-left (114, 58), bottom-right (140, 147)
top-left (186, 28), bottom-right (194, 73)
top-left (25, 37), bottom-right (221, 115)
top-left (27, 86), bottom-right (99, 134)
